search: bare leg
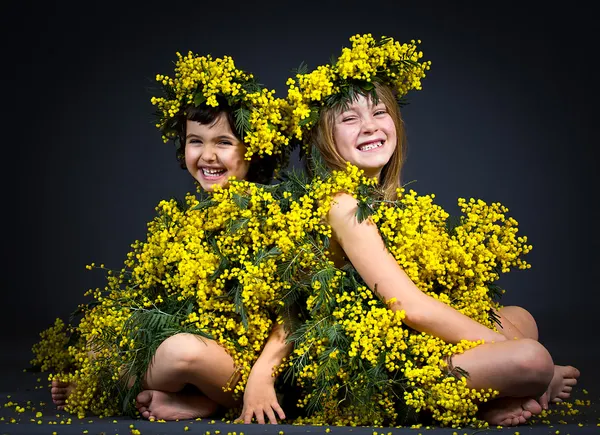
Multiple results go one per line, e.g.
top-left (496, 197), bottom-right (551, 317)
top-left (451, 338), bottom-right (554, 398)
top-left (497, 306), bottom-right (580, 406)
top-left (135, 333), bottom-right (241, 421)
top-left (496, 305), bottom-right (538, 340)
top-left (449, 336), bottom-right (554, 426)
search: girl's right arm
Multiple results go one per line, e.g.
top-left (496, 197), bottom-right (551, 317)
top-left (328, 193), bottom-right (507, 345)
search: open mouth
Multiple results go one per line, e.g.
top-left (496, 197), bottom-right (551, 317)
top-left (357, 140), bottom-right (384, 152)
top-left (201, 167), bottom-right (227, 179)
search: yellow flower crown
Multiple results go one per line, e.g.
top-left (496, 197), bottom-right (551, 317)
top-left (151, 51), bottom-right (291, 167)
top-left (285, 34), bottom-right (432, 152)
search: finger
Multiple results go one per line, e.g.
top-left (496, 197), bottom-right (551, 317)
top-left (272, 403), bottom-right (286, 420)
top-left (539, 392), bottom-right (549, 410)
top-left (565, 378), bottom-right (578, 386)
top-left (255, 410), bottom-right (266, 425)
top-left (563, 386), bottom-right (572, 392)
top-left (265, 408), bottom-right (278, 424)
top-left (239, 409), bottom-right (253, 424)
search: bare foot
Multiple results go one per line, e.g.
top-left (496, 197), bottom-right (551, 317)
top-left (479, 397), bottom-right (542, 426)
top-left (135, 390), bottom-right (219, 421)
top-left (544, 365), bottom-right (580, 405)
top-left (51, 380), bottom-right (75, 411)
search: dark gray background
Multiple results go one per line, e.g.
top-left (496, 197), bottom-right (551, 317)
top-left (2, 1), bottom-right (597, 390)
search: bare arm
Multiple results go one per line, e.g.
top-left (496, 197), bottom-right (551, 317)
top-left (251, 322), bottom-right (293, 376)
top-left (328, 193), bottom-right (507, 345)
top-left (239, 322), bottom-right (293, 424)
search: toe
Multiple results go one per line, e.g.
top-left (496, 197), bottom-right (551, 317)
top-left (565, 377), bottom-right (578, 386)
top-left (523, 398), bottom-right (542, 415)
top-left (136, 390), bottom-right (152, 406)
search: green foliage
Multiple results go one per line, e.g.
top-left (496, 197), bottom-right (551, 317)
top-left (233, 106), bottom-right (250, 139)
top-left (114, 300), bottom-right (213, 416)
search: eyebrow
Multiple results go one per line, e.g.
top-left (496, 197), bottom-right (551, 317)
top-left (185, 133), bottom-right (236, 140)
top-left (338, 108), bottom-right (358, 116)
top-left (339, 102), bottom-right (386, 114)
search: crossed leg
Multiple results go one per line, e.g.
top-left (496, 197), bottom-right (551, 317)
top-left (451, 336), bottom-right (553, 426)
top-left (495, 306), bottom-right (580, 407)
top-left (135, 333), bottom-right (241, 421)
top-left (448, 305), bottom-right (579, 426)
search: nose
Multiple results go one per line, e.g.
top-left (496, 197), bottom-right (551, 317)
top-left (200, 144), bottom-right (217, 163)
top-left (361, 115), bottom-right (378, 134)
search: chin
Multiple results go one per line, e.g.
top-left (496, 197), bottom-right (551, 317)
top-left (197, 180), bottom-right (223, 192)
top-left (356, 159), bottom-right (388, 173)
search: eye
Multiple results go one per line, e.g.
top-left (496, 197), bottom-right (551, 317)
top-left (187, 138), bottom-right (202, 145)
top-left (219, 140), bottom-right (233, 146)
top-left (341, 116), bottom-right (357, 123)
top-left (374, 109), bottom-right (388, 116)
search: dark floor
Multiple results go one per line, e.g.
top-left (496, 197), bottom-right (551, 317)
top-left (2, 337), bottom-right (599, 435)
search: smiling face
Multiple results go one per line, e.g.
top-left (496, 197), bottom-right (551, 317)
top-left (184, 113), bottom-right (250, 191)
top-left (332, 94), bottom-right (397, 179)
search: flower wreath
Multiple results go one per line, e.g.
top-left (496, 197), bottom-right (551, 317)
top-left (151, 51), bottom-right (291, 173)
top-left (285, 33), bottom-right (432, 154)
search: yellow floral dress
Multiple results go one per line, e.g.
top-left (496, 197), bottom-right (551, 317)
top-left (32, 158), bottom-right (531, 427)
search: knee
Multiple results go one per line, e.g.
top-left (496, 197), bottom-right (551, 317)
top-left (500, 305), bottom-right (539, 340)
top-left (157, 333), bottom-right (208, 370)
top-left (514, 338), bottom-right (554, 387)
top-left (501, 305), bottom-right (532, 319)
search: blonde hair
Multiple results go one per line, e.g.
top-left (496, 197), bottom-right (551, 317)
top-left (309, 83), bottom-right (407, 201)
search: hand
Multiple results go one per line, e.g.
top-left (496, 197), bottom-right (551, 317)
top-left (237, 370), bottom-right (285, 424)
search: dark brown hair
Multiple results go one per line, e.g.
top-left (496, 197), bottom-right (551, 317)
top-left (175, 103), bottom-right (276, 185)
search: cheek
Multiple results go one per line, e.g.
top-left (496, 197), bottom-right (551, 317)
top-left (333, 128), bottom-right (355, 156)
top-left (385, 119), bottom-right (397, 142)
top-left (225, 149), bottom-right (250, 177)
top-left (184, 147), bottom-right (198, 167)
